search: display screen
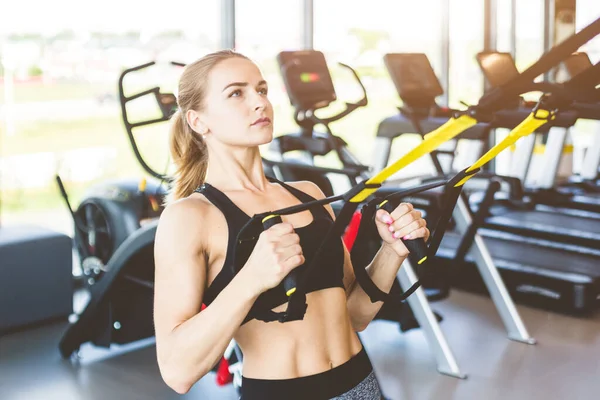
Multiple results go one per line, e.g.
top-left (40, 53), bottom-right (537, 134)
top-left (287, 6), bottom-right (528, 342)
top-left (476, 52), bottom-right (520, 88)
top-left (563, 53), bottom-right (593, 78)
top-left (383, 53), bottom-right (444, 103)
top-left (277, 51), bottom-right (336, 110)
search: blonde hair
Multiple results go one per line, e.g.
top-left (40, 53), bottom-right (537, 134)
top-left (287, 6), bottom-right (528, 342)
top-left (167, 49), bottom-right (250, 202)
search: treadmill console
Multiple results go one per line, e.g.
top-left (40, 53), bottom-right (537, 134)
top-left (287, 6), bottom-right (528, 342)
top-left (277, 50), bottom-right (337, 111)
top-left (476, 51), bottom-right (520, 88)
top-left (383, 53), bottom-right (444, 108)
top-left (563, 52), bottom-right (593, 78)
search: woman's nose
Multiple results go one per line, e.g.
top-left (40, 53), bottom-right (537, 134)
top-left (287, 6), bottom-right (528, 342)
top-left (254, 97), bottom-right (267, 111)
top-left (251, 92), bottom-right (268, 111)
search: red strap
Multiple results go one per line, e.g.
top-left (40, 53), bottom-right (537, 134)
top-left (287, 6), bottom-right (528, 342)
top-left (215, 357), bottom-right (233, 385)
top-left (202, 304), bottom-right (234, 386)
top-left (343, 211), bottom-right (362, 251)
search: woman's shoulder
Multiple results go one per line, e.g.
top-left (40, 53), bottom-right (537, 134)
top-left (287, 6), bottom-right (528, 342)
top-left (162, 193), bottom-right (213, 220)
top-left (282, 180), bottom-right (337, 220)
top-left (155, 193), bottom-right (215, 240)
top-left (284, 180), bottom-right (327, 200)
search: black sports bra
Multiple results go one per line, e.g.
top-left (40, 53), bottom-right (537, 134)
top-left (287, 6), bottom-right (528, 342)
top-left (195, 177), bottom-right (346, 325)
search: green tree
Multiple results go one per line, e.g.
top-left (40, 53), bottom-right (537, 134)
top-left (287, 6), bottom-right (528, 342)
top-left (348, 28), bottom-right (390, 54)
top-left (28, 65), bottom-right (43, 77)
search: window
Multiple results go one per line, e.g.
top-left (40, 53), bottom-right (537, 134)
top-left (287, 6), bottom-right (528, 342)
top-left (576, 0), bottom-right (600, 62)
top-left (448, 0), bottom-right (484, 109)
top-left (0, 0), bottom-right (221, 233)
top-left (515, 0), bottom-right (545, 71)
top-left (235, 0), bottom-right (304, 140)
top-left (496, 0), bottom-right (514, 54)
top-left (314, 0), bottom-right (444, 168)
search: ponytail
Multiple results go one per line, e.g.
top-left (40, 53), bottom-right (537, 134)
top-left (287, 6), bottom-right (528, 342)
top-left (167, 110), bottom-right (208, 202)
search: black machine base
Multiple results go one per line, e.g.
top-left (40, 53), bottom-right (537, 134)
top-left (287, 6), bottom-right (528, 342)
top-left (436, 232), bottom-right (600, 316)
top-left (59, 222), bottom-right (157, 359)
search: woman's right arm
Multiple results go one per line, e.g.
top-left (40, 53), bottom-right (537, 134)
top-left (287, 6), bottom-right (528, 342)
top-left (153, 199), bottom-right (304, 394)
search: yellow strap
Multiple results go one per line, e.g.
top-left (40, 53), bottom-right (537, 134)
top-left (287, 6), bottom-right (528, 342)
top-left (455, 109), bottom-right (552, 187)
top-left (350, 115), bottom-right (478, 202)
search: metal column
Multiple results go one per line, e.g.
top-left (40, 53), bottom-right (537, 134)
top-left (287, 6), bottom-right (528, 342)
top-left (397, 261), bottom-right (467, 378)
top-left (452, 198), bottom-right (536, 344)
top-left (221, 0), bottom-right (235, 49)
top-left (303, 0), bottom-right (314, 50)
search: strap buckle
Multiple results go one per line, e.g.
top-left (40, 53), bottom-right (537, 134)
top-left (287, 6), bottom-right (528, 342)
top-left (532, 95), bottom-right (558, 121)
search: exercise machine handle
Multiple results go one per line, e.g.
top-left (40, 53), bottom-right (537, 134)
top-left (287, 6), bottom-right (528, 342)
top-left (261, 215), bottom-right (298, 297)
top-left (310, 62), bottom-right (368, 126)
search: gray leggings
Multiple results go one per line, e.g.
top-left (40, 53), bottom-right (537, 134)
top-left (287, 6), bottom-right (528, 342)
top-left (331, 370), bottom-right (384, 400)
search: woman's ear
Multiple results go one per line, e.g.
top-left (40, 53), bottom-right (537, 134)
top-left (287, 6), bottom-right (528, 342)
top-left (186, 109), bottom-right (209, 137)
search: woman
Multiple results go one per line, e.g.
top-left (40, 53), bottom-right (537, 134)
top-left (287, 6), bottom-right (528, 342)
top-left (153, 50), bottom-right (430, 399)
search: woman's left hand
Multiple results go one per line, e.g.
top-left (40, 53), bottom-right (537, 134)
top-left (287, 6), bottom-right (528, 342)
top-left (374, 202), bottom-right (430, 258)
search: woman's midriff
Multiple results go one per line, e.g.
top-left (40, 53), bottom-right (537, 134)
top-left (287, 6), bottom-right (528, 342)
top-left (234, 287), bottom-right (363, 380)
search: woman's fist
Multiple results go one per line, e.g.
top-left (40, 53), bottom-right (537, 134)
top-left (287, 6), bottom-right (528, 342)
top-left (243, 222), bottom-right (305, 295)
top-left (374, 203), bottom-right (430, 257)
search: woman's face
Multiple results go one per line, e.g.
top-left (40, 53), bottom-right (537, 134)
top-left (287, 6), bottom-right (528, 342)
top-left (193, 57), bottom-right (274, 148)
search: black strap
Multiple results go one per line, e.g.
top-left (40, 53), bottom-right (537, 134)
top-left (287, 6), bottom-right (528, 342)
top-left (241, 181), bottom-right (381, 322)
top-left (339, 202), bottom-right (391, 304)
top-left (233, 172), bottom-right (471, 322)
top-left (425, 168), bottom-right (479, 256)
top-left (194, 183), bottom-right (248, 221)
top-left (351, 199), bottom-right (422, 302)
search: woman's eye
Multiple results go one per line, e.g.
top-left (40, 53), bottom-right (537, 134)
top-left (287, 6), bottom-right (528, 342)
top-left (229, 89), bottom-right (242, 98)
top-left (258, 87), bottom-right (268, 95)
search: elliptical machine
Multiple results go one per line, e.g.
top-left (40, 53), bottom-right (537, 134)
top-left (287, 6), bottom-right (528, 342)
top-left (55, 62), bottom-right (183, 287)
top-left (265, 51), bottom-right (371, 197)
top-left (58, 61), bottom-right (188, 361)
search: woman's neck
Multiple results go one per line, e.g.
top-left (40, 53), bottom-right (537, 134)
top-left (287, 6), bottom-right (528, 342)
top-left (204, 145), bottom-right (268, 192)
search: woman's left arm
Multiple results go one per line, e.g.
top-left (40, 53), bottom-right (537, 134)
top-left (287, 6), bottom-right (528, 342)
top-left (292, 181), bottom-right (429, 332)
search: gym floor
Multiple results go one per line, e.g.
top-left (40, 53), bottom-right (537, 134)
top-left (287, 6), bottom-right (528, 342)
top-left (2, 290), bottom-right (599, 400)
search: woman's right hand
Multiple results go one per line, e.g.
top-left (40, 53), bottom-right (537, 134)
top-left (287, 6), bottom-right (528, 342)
top-left (242, 222), bottom-right (305, 295)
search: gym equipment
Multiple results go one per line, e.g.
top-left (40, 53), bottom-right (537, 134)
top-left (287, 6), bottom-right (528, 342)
top-left (58, 61), bottom-right (183, 359)
top-left (0, 225), bottom-right (73, 333)
top-left (477, 51), bottom-right (600, 213)
top-left (474, 51), bottom-right (600, 249)
top-left (267, 51), bottom-right (371, 197)
top-left (256, 43), bottom-right (576, 376)
top-left (272, 50), bottom-right (450, 324)
top-left (564, 53), bottom-right (600, 185)
top-left (377, 18), bottom-right (600, 315)
top-left (54, 61), bottom-right (180, 287)
top-left (56, 176), bottom-right (164, 287)
top-left (386, 55), bottom-right (600, 314)
top-left (0, 92), bottom-right (72, 334)
top-left (274, 52), bottom-right (456, 285)
top-left (58, 17), bottom-right (600, 383)
top-left (377, 52), bottom-right (535, 335)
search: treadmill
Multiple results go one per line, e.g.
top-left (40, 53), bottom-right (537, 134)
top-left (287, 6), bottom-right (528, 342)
top-left (473, 52), bottom-right (600, 249)
top-left (477, 52), bottom-right (600, 200)
top-left (544, 53), bottom-right (600, 194)
top-left (381, 52), bottom-right (600, 315)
